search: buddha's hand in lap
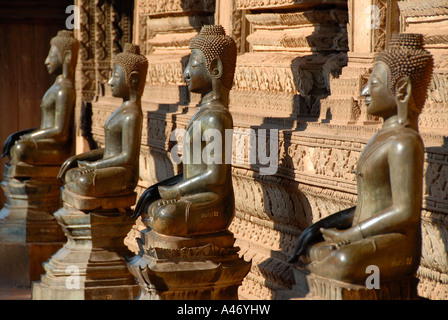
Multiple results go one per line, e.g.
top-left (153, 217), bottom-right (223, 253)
top-left (288, 223), bottom-right (324, 263)
top-left (17, 134), bottom-right (31, 142)
top-left (159, 185), bottom-right (180, 200)
top-left (75, 168), bottom-right (95, 176)
top-left (58, 155), bottom-right (81, 179)
top-left (320, 227), bottom-right (361, 244)
top-left (77, 160), bottom-right (95, 170)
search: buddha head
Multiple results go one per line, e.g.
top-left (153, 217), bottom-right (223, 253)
top-left (183, 25), bottom-right (237, 95)
top-left (362, 33), bottom-right (433, 124)
top-left (45, 30), bottom-right (79, 75)
top-left (109, 43), bottom-right (148, 99)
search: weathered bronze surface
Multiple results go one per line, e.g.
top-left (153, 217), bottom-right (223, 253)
top-left (0, 30), bottom-right (78, 287)
top-left (134, 25), bottom-right (237, 237)
top-left (289, 33), bottom-right (434, 287)
top-left (128, 25), bottom-right (250, 300)
top-left (3, 30), bottom-right (77, 166)
top-left (58, 45), bottom-right (146, 198)
top-left (32, 44), bottom-right (147, 300)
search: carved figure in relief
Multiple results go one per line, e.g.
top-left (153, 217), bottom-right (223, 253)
top-left (58, 44), bottom-right (148, 197)
top-left (133, 25), bottom-right (237, 236)
top-left (289, 34), bottom-right (434, 284)
top-left (2, 31), bottom-right (78, 166)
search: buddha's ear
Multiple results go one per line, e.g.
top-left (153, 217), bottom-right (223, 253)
top-left (209, 57), bottom-right (223, 79)
top-left (129, 71), bottom-right (140, 90)
top-left (395, 76), bottom-right (412, 125)
top-left (395, 76), bottom-right (412, 105)
top-left (63, 51), bottom-right (72, 65)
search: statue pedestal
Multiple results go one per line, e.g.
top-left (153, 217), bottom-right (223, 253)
top-left (290, 266), bottom-right (419, 300)
top-left (0, 163), bottom-right (66, 288)
top-left (31, 189), bottom-right (139, 300)
top-left (127, 229), bottom-right (251, 300)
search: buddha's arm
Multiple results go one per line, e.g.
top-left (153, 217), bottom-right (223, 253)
top-left (321, 136), bottom-right (424, 243)
top-left (132, 173), bottom-right (184, 219)
top-left (159, 114), bottom-right (231, 199)
top-left (177, 163), bottom-right (228, 197)
top-left (58, 148), bottom-right (104, 179)
top-left (82, 112), bottom-right (142, 170)
top-left (25, 88), bottom-right (75, 142)
top-left (288, 206), bottom-right (356, 263)
top-left (2, 128), bottom-right (38, 158)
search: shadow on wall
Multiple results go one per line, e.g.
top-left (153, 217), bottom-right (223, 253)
top-left (80, 101), bottom-right (99, 151)
top-left (145, 54), bottom-right (193, 184)
top-left (143, 0), bottom-right (214, 183)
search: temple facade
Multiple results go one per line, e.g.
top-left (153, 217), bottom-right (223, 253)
top-left (1, 0), bottom-right (447, 300)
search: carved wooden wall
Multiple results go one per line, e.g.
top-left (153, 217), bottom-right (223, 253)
top-left (76, 0), bottom-right (448, 300)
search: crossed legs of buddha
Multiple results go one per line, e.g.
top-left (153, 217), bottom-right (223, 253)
top-left (302, 232), bottom-right (419, 284)
top-left (64, 166), bottom-right (135, 197)
top-left (10, 139), bottom-right (71, 165)
top-left (142, 192), bottom-right (234, 236)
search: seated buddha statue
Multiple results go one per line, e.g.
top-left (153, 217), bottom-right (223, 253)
top-left (2, 30), bottom-right (78, 167)
top-left (288, 33), bottom-right (434, 284)
top-left (132, 25), bottom-right (237, 237)
top-left (58, 44), bottom-right (148, 198)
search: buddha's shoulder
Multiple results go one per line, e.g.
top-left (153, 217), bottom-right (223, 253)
top-left (200, 108), bottom-right (232, 128)
top-left (55, 77), bottom-right (75, 92)
top-left (388, 127), bottom-right (424, 152)
top-left (391, 127), bottom-right (422, 142)
top-left (201, 102), bottom-right (232, 118)
top-left (121, 102), bottom-right (142, 113)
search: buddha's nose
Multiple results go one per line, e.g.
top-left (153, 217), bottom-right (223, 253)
top-left (183, 65), bottom-right (191, 83)
top-left (361, 83), bottom-right (370, 97)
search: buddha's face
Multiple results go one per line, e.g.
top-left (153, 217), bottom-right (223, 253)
top-left (44, 45), bottom-right (63, 75)
top-left (361, 61), bottom-right (397, 118)
top-left (183, 49), bottom-right (213, 94)
top-left (108, 64), bottom-right (130, 99)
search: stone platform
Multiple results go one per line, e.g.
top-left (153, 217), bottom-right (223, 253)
top-left (0, 163), bottom-right (66, 288)
top-left (127, 229), bottom-right (251, 300)
top-left (286, 266), bottom-right (419, 300)
top-left (32, 189), bottom-right (139, 300)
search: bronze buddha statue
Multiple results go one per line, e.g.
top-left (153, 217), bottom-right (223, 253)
top-left (133, 25), bottom-right (237, 237)
top-left (31, 44), bottom-right (148, 299)
top-left (289, 33), bottom-right (434, 284)
top-left (2, 30), bottom-right (78, 166)
top-left (58, 43), bottom-right (148, 198)
top-left (0, 30), bottom-right (78, 288)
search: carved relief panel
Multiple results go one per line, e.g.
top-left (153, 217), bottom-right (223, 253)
top-left (231, 1), bottom-right (349, 120)
top-left (134, 0), bottom-right (215, 104)
top-left (75, 0), bottom-right (133, 101)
